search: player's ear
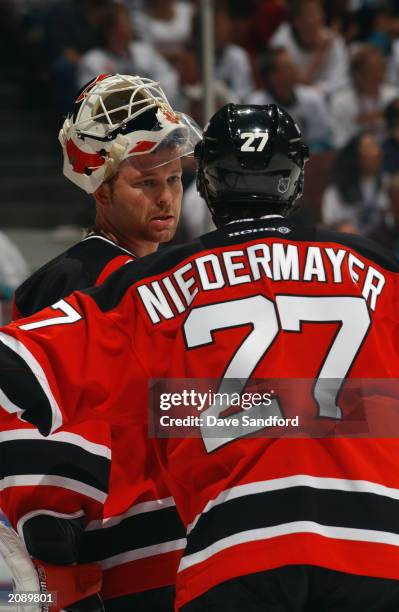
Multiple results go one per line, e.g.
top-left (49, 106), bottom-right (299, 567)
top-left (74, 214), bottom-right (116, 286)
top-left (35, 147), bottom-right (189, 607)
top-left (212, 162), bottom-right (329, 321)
top-left (93, 182), bottom-right (111, 210)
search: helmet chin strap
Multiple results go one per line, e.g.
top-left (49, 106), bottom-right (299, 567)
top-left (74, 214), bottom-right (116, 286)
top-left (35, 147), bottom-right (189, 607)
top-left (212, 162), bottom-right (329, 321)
top-left (103, 134), bottom-right (130, 181)
top-left (58, 118), bottom-right (71, 148)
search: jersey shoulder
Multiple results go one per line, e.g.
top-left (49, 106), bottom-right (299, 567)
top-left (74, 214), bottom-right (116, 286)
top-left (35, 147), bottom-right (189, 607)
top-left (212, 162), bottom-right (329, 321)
top-left (84, 222), bottom-right (399, 314)
top-left (14, 236), bottom-right (133, 318)
top-left (87, 239), bottom-right (204, 313)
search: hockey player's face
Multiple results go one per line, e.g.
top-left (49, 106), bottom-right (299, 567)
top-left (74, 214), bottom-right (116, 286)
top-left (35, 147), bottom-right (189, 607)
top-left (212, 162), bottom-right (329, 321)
top-left (104, 158), bottom-right (183, 249)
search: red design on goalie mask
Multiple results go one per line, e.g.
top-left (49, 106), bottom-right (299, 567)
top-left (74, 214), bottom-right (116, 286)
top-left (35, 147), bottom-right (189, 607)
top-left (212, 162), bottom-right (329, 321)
top-left (66, 139), bottom-right (106, 174)
top-left (161, 109), bottom-right (179, 124)
top-left (128, 140), bottom-right (157, 154)
top-left (75, 74), bottom-right (110, 103)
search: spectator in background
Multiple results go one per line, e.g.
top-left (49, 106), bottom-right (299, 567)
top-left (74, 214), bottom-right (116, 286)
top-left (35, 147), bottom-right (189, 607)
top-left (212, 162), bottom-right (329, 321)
top-left (44, 0), bottom-right (110, 113)
top-left (178, 76), bottom-right (232, 241)
top-left (368, 171), bottom-right (399, 260)
top-left (169, 44), bottom-right (202, 115)
top-left (322, 0), bottom-right (359, 44)
top-left (192, 2), bottom-right (254, 103)
top-left (251, 0), bottom-right (287, 50)
top-left (385, 28), bottom-right (399, 85)
top-left (180, 172), bottom-right (214, 241)
top-left (214, 2), bottom-right (255, 102)
top-left (321, 131), bottom-right (390, 235)
top-left (171, 44), bottom-right (230, 120)
top-left (330, 44), bottom-right (397, 147)
top-left (247, 47), bottom-right (333, 152)
top-left (352, 1), bottom-right (399, 52)
top-left (382, 97), bottom-right (399, 173)
top-left (270, 0), bottom-right (348, 96)
top-left (232, 0), bottom-right (287, 55)
top-left (0, 230), bottom-right (28, 325)
top-left (77, 3), bottom-right (179, 105)
top-left (167, 43), bottom-right (228, 240)
top-left (0, 232), bottom-right (28, 304)
top-left (366, 3), bottom-right (396, 55)
top-left (133, 0), bottom-right (194, 56)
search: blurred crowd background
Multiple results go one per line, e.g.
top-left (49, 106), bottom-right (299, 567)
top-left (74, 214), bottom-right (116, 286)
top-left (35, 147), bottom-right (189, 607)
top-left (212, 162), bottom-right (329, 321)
top-left (1, 0), bottom-right (399, 322)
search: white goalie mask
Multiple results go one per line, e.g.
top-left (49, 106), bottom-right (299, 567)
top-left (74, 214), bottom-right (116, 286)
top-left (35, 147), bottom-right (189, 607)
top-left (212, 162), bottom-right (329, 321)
top-left (59, 73), bottom-right (202, 194)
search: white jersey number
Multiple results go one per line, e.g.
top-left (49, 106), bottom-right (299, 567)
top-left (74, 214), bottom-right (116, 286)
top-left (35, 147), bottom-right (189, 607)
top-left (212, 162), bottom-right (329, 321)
top-left (184, 295), bottom-right (371, 452)
top-left (240, 132), bottom-right (269, 152)
top-left (19, 299), bottom-right (82, 331)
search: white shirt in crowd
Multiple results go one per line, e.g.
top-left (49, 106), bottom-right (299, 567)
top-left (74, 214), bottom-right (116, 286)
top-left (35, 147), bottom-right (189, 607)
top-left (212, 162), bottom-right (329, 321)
top-left (77, 41), bottom-right (179, 106)
top-left (133, 2), bottom-right (195, 50)
top-left (386, 39), bottom-right (399, 85)
top-left (182, 180), bottom-right (214, 240)
top-left (330, 84), bottom-right (398, 147)
top-left (321, 177), bottom-right (390, 229)
top-left (0, 231), bottom-right (28, 292)
top-left (270, 23), bottom-right (349, 96)
top-left (247, 84), bottom-right (332, 150)
top-left (215, 45), bottom-right (255, 103)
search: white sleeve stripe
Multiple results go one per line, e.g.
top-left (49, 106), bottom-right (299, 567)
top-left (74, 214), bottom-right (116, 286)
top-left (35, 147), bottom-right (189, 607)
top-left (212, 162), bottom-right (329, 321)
top-left (16, 509), bottom-right (85, 541)
top-left (99, 497), bottom-right (176, 529)
top-left (187, 474), bottom-right (399, 534)
top-left (179, 522), bottom-right (399, 572)
top-left (0, 332), bottom-right (63, 433)
top-left (0, 387), bottom-right (24, 418)
top-left (0, 475), bottom-right (106, 504)
top-left (101, 538), bottom-right (187, 568)
top-left (0, 430), bottom-right (111, 460)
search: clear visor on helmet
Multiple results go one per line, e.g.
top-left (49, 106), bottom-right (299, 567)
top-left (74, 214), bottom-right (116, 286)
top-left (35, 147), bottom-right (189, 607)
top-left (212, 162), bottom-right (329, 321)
top-left (124, 112), bottom-right (202, 173)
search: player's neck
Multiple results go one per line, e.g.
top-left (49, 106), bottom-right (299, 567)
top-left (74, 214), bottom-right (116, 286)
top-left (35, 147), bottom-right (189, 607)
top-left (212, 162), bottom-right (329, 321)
top-left (121, 238), bottom-right (158, 258)
top-left (93, 223), bottom-right (158, 258)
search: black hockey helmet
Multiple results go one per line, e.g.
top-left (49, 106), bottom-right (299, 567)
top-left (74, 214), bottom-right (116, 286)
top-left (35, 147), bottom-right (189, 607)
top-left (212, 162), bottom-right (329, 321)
top-left (195, 103), bottom-right (309, 226)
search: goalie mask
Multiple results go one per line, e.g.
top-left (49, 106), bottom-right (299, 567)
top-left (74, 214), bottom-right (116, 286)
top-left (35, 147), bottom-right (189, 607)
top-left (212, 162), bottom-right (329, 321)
top-left (59, 74), bottom-right (202, 194)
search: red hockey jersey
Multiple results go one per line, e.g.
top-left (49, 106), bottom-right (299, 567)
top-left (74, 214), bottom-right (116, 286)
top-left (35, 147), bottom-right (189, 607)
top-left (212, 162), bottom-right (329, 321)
top-left (1, 219), bottom-right (399, 608)
top-left (3, 234), bottom-right (185, 602)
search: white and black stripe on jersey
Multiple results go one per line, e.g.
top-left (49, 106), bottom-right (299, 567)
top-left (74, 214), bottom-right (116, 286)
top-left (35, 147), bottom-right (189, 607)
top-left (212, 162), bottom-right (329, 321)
top-left (2, 233), bottom-right (184, 606)
top-left (82, 497), bottom-right (186, 566)
top-left (180, 473), bottom-right (399, 571)
top-left (0, 428), bottom-right (111, 504)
